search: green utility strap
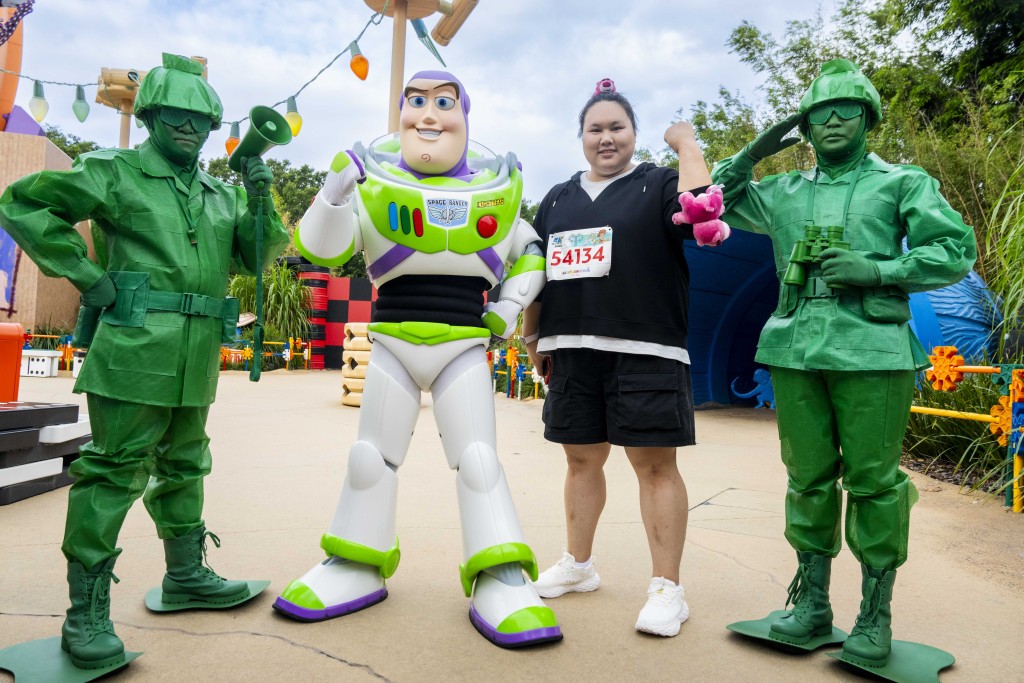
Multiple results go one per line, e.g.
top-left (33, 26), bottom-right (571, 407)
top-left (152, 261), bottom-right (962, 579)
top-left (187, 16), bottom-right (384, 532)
top-left (806, 156), bottom-right (866, 229)
top-left (250, 196), bottom-right (264, 382)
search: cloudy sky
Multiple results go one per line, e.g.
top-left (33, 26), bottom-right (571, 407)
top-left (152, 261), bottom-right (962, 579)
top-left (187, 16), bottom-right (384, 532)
top-left (9, 0), bottom-right (829, 201)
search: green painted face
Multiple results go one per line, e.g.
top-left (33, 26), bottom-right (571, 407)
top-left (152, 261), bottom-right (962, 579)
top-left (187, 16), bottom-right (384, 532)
top-left (146, 108), bottom-right (210, 166)
top-left (809, 102), bottom-right (864, 158)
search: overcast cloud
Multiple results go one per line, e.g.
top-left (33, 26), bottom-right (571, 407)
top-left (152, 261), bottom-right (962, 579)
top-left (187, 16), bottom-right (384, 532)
top-left (12, 0), bottom-right (830, 200)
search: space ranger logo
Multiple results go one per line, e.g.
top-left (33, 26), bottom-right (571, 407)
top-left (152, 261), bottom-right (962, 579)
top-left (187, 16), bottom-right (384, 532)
top-left (426, 198), bottom-right (469, 228)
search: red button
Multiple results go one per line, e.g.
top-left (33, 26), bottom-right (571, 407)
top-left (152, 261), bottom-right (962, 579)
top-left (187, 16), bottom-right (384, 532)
top-left (477, 215), bottom-right (498, 238)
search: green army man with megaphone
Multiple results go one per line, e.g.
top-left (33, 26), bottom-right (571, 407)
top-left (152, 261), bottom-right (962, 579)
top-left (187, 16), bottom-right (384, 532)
top-left (0, 53), bottom-right (289, 672)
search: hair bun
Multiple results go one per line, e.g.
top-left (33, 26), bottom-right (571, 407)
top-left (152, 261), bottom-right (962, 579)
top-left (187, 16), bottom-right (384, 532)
top-left (594, 78), bottom-right (616, 96)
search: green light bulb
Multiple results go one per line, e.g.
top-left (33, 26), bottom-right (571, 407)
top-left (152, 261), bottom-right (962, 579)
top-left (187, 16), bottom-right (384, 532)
top-left (72, 86), bottom-right (90, 123)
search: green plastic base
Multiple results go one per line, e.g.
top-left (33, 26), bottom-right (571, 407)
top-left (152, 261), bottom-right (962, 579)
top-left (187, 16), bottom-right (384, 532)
top-left (828, 640), bottom-right (955, 682)
top-left (144, 579), bottom-right (270, 613)
top-left (727, 610), bottom-right (848, 652)
top-left (0, 636), bottom-right (141, 681)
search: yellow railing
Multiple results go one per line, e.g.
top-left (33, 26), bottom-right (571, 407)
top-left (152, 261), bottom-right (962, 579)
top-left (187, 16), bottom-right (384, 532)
top-left (915, 346), bottom-right (1023, 511)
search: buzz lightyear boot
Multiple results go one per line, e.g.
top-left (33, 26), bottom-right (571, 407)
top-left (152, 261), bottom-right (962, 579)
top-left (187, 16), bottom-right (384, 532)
top-left (455, 442), bottom-right (561, 648)
top-left (463, 545), bottom-right (562, 648)
top-left (769, 551), bottom-right (834, 645)
top-left (61, 554), bottom-right (125, 670)
top-left (841, 565), bottom-right (896, 668)
top-left (275, 440), bottom-right (398, 621)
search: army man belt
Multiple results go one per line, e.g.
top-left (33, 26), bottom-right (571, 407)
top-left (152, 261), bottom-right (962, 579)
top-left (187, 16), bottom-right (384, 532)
top-left (796, 276), bottom-right (839, 299)
top-left (148, 291), bottom-right (234, 319)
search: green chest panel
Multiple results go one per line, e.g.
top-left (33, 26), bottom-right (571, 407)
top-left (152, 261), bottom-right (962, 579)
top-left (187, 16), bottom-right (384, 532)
top-left (359, 167), bottom-right (522, 254)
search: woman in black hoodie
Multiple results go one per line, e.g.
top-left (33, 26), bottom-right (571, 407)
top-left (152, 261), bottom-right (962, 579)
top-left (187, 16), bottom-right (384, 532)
top-left (524, 80), bottom-right (717, 638)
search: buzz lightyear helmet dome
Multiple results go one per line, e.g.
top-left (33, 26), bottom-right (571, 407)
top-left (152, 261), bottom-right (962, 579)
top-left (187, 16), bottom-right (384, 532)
top-left (359, 134), bottom-right (518, 193)
top-left (797, 59), bottom-right (881, 135)
top-left (135, 53), bottom-right (223, 130)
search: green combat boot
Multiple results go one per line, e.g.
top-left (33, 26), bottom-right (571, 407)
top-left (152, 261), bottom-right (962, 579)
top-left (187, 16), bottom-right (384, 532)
top-left (161, 526), bottom-right (250, 605)
top-left (61, 555), bottom-right (126, 670)
top-left (842, 565), bottom-right (896, 667)
top-left (769, 551), bottom-right (833, 645)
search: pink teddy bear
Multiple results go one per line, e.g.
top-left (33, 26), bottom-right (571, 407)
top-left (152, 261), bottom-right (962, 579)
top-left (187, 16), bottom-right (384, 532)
top-left (672, 184), bottom-right (731, 247)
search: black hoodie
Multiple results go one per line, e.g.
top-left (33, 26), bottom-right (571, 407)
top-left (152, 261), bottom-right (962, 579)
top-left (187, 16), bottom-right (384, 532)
top-left (534, 162), bottom-right (703, 350)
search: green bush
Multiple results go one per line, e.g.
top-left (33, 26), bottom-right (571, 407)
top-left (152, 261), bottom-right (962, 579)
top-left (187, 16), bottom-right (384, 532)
top-left (904, 372), bottom-right (1010, 492)
top-left (27, 320), bottom-right (73, 351)
top-left (228, 264), bottom-right (310, 340)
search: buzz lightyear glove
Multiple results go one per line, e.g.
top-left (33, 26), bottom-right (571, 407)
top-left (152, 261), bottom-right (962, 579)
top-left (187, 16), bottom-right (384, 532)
top-left (321, 150), bottom-right (366, 206)
top-left (482, 299), bottom-right (523, 339)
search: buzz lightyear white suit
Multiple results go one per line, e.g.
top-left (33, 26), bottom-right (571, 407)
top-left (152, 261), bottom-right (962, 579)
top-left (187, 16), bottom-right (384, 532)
top-left (274, 71), bottom-right (560, 648)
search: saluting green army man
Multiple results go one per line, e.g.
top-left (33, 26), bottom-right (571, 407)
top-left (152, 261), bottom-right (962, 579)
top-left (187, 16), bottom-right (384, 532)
top-left (0, 53), bottom-right (288, 670)
top-left (713, 60), bottom-right (975, 669)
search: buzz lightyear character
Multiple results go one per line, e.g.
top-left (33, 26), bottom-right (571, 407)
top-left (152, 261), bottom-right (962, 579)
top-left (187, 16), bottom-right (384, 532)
top-left (274, 71), bottom-right (560, 648)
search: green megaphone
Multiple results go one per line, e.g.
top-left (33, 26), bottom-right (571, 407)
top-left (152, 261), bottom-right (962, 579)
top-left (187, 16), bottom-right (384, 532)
top-left (228, 105), bottom-right (293, 172)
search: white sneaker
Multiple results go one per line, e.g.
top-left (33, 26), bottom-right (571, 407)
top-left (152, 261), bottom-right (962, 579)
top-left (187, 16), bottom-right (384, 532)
top-left (635, 577), bottom-right (689, 637)
top-left (533, 551), bottom-right (600, 598)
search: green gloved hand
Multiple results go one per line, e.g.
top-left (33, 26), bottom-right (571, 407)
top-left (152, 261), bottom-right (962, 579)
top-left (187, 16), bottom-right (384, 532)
top-left (81, 274), bottom-right (116, 308)
top-left (819, 248), bottom-right (882, 288)
top-left (242, 155), bottom-right (272, 197)
top-left (744, 113), bottom-right (803, 163)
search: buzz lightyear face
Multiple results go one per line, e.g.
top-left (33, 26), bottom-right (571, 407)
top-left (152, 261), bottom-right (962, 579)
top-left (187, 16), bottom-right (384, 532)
top-left (399, 78), bottom-right (468, 175)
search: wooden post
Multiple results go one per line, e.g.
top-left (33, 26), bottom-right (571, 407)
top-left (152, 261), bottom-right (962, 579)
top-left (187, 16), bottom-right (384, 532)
top-left (387, 0), bottom-right (408, 133)
top-left (118, 101), bottom-right (132, 149)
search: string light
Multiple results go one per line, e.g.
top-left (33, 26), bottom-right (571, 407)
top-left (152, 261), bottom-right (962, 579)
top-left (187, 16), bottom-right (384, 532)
top-left (284, 96), bottom-right (302, 136)
top-left (349, 41), bottom-right (369, 81)
top-left (1, 66), bottom-right (97, 128)
top-left (2, 0), bottom-right (406, 152)
top-left (27, 80), bottom-right (47, 122)
top-left (71, 85), bottom-right (89, 122)
top-left (225, 121), bottom-right (240, 155)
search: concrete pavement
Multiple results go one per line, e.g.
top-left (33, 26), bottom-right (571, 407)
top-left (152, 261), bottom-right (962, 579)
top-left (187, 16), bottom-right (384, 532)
top-left (1, 371), bottom-right (1021, 682)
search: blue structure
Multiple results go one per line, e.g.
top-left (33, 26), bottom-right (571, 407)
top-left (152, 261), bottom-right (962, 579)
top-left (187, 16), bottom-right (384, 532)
top-left (685, 233), bottom-right (998, 406)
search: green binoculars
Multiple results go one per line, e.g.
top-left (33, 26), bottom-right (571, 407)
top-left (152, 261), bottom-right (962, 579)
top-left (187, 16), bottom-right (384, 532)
top-left (782, 225), bottom-right (851, 289)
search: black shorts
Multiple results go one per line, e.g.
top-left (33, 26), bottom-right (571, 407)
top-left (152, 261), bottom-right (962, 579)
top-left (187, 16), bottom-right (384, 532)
top-left (541, 348), bottom-right (696, 448)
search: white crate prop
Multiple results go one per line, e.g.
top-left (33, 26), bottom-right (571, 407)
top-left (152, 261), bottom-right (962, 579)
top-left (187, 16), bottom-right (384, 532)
top-left (20, 350), bottom-right (61, 377)
top-left (0, 457), bottom-right (63, 487)
top-left (72, 350), bottom-right (86, 378)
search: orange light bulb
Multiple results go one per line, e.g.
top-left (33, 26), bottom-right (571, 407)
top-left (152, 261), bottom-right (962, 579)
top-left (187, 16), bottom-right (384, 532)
top-left (350, 54), bottom-right (369, 81)
top-left (225, 121), bottom-right (240, 155)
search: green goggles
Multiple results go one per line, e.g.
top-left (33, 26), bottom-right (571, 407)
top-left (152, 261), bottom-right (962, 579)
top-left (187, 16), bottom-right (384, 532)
top-left (806, 101), bottom-right (863, 126)
top-left (157, 107), bottom-right (215, 133)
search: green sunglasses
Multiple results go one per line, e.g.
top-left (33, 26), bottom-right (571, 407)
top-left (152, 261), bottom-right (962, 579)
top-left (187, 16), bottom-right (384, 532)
top-left (807, 101), bottom-right (863, 126)
top-left (157, 107), bottom-right (215, 133)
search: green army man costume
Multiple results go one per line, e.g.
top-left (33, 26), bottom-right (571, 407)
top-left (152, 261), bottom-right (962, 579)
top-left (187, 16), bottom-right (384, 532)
top-left (713, 60), bottom-right (975, 673)
top-left (0, 54), bottom-right (288, 671)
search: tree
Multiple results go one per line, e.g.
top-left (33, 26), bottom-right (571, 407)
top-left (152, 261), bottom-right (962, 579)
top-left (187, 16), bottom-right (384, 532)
top-left (44, 126), bottom-right (100, 159)
top-left (520, 199), bottom-right (539, 225)
top-left (881, 0), bottom-right (1024, 105)
top-left (202, 156), bottom-right (325, 230)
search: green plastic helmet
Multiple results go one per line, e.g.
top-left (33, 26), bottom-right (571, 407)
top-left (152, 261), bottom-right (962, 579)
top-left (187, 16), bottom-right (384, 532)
top-left (134, 53), bottom-right (223, 130)
top-left (798, 59), bottom-right (881, 134)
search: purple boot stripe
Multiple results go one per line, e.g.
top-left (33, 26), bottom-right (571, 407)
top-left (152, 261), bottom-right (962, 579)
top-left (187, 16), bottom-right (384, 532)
top-left (469, 603), bottom-right (563, 646)
top-left (273, 587), bottom-right (387, 621)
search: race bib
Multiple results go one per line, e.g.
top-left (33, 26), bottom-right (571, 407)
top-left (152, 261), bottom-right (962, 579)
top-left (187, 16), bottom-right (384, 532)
top-left (546, 226), bottom-right (613, 280)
